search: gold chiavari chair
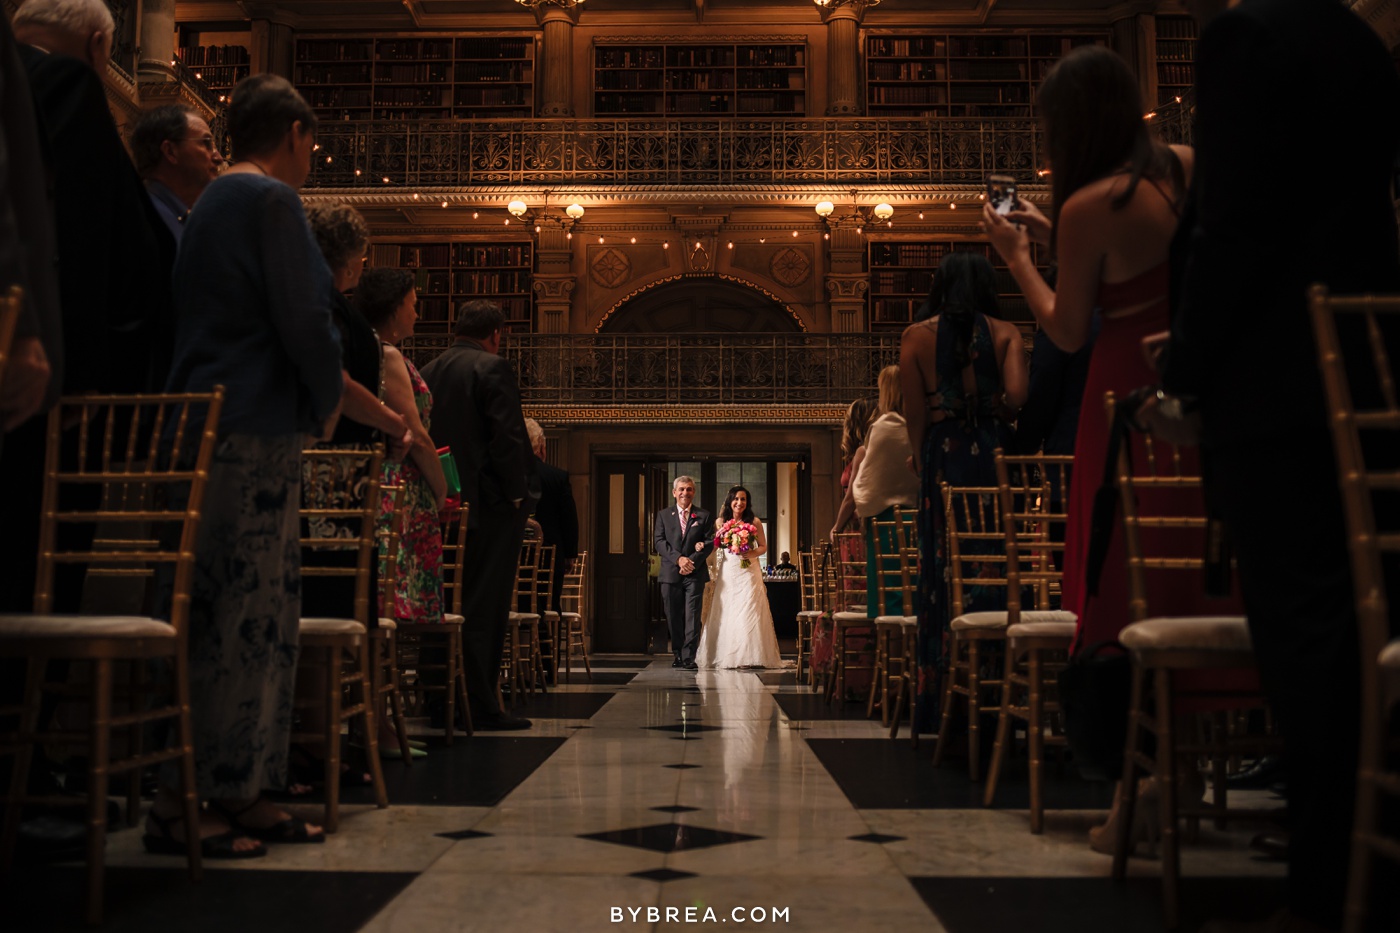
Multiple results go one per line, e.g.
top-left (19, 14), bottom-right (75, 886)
top-left (0, 389), bottom-right (224, 924)
top-left (1105, 393), bottom-right (1277, 929)
top-left (537, 544), bottom-right (559, 684)
top-left (828, 531), bottom-right (875, 705)
top-left (796, 548), bottom-right (820, 686)
top-left (869, 508), bottom-right (919, 726)
top-left (503, 539), bottom-right (541, 705)
top-left (811, 541), bottom-right (839, 695)
top-left (294, 446), bottom-right (390, 833)
top-left (397, 505), bottom-right (472, 742)
top-left (559, 550), bottom-right (593, 682)
top-left (982, 451), bottom-right (1078, 832)
top-left (0, 285), bottom-right (21, 387)
top-left (885, 516), bottom-right (922, 743)
top-left (1309, 286), bottom-right (1400, 933)
top-left (932, 484), bottom-right (1011, 781)
top-left (370, 485), bottom-right (415, 762)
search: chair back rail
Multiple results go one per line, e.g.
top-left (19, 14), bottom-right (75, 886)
top-left (941, 484), bottom-right (1010, 620)
top-left (299, 445), bottom-right (386, 627)
top-left (995, 451), bottom-right (1074, 616)
top-left (438, 504), bottom-right (470, 617)
top-left (871, 507), bottom-right (919, 618)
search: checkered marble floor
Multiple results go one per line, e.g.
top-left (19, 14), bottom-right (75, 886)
top-left (7, 657), bottom-right (1286, 932)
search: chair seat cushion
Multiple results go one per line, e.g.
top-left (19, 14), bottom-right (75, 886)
top-left (510, 612), bottom-right (540, 624)
top-left (1379, 638), bottom-right (1400, 671)
top-left (832, 611), bottom-right (871, 623)
top-left (1007, 620), bottom-right (1078, 640)
top-left (797, 610), bottom-right (824, 621)
top-left (560, 612), bottom-right (581, 623)
top-left (299, 618), bottom-right (367, 637)
top-left (0, 614), bottom-right (174, 639)
top-left (543, 611), bottom-right (560, 622)
top-left (950, 611), bottom-right (1008, 631)
top-left (1119, 616), bottom-right (1251, 652)
top-left (874, 615), bottom-right (918, 625)
top-left (443, 613), bottom-right (464, 626)
top-left (376, 618), bottom-right (398, 632)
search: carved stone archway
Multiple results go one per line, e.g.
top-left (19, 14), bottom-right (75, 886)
top-left (597, 275), bottom-right (805, 333)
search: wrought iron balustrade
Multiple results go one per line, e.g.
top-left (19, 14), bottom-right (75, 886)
top-left (403, 333), bottom-right (902, 406)
top-left (306, 117), bottom-right (1043, 188)
top-left (1147, 89), bottom-right (1195, 148)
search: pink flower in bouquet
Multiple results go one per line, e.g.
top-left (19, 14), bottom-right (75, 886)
top-left (714, 518), bottom-right (759, 568)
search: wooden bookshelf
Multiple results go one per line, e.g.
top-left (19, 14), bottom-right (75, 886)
top-left (1154, 15), bottom-right (1197, 106)
top-left (295, 35), bottom-right (534, 121)
top-left (175, 44), bottom-right (249, 98)
top-left (866, 239), bottom-right (1045, 332)
top-left (593, 42), bottom-right (806, 116)
top-left (866, 31), bottom-right (1106, 118)
top-left (366, 240), bottom-right (534, 334)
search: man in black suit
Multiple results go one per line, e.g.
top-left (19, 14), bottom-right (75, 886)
top-left (524, 417), bottom-right (578, 612)
top-left (1156, 3), bottom-right (1400, 929)
top-left (3, 0), bottom-right (166, 614)
top-left (653, 475), bottom-right (715, 670)
top-left (421, 300), bottom-right (539, 730)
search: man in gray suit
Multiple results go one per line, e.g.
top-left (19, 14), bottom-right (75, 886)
top-left (653, 475), bottom-right (715, 670)
top-left (420, 300), bottom-right (539, 729)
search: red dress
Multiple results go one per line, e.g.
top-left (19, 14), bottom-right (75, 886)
top-left (1062, 262), bottom-right (1246, 655)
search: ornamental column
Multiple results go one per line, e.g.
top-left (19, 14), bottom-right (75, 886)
top-left (824, 215), bottom-right (868, 332)
top-left (136, 0), bottom-right (176, 84)
top-left (533, 212), bottom-right (577, 333)
top-left (821, 0), bottom-right (875, 115)
top-left (534, 4), bottom-right (579, 117)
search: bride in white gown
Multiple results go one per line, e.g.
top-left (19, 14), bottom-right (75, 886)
top-left (696, 485), bottom-right (784, 670)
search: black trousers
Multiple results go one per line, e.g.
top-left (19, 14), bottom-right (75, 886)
top-left (661, 574), bottom-right (705, 662)
top-left (459, 503), bottom-right (530, 717)
top-left (1213, 433), bottom-right (1399, 928)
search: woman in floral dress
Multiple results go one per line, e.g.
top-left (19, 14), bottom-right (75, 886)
top-left (355, 268), bottom-right (447, 623)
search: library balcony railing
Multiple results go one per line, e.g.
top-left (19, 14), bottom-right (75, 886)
top-left (1146, 88), bottom-right (1195, 148)
top-left (402, 332), bottom-right (903, 406)
top-left (304, 117), bottom-right (1044, 188)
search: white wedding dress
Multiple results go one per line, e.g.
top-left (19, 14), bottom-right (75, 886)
top-left (695, 518), bottom-right (783, 669)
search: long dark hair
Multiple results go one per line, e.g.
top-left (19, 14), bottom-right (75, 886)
top-left (926, 251), bottom-right (1000, 372)
top-left (1037, 45), bottom-right (1183, 252)
top-left (720, 485), bottom-right (756, 523)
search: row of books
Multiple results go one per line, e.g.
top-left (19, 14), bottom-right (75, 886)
top-left (177, 45), bottom-right (249, 66)
top-left (868, 62), bottom-right (944, 82)
top-left (456, 89), bottom-right (531, 106)
top-left (1156, 39), bottom-right (1196, 62)
top-left (368, 244), bottom-right (533, 270)
top-left (186, 65), bottom-right (247, 89)
top-left (297, 65), bottom-right (373, 85)
top-left (868, 35), bottom-right (1104, 59)
top-left (1157, 63), bottom-right (1195, 86)
top-left (869, 86), bottom-right (948, 105)
top-left (303, 88), bottom-right (372, 108)
top-left (455, 63), bottom-right (531, 82)
top-left (296, 38), bottom-right (532, 63)
top-left (376, 40), bottom-right (455, 61)
top-left (1156, 17), bottom-right (1199, 40)
top-left (593, 46), bottom-right (805, 70)
top-left (375, 64), bottom-right (451, 83)
top-left (375, 88), bottom-right (453, 107)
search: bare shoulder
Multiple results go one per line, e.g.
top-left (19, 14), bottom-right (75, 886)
top-left (1169, 144), bottom-right (1195, 184)
top-left (382, 343), bottom-right (404, 365)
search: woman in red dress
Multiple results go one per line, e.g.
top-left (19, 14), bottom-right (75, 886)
top-left (982, 45), bottom-right (1244, 848)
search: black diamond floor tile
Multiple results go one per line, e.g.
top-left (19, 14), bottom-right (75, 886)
top-left (807, 738), bottom-right (1114, 810)
top-left (848, 832), bottom-right (905, 844)
top-left (337, 736), bottom-right (566, 807)
top-left (754, 671), bottom-right (799, 686)
top-left (773, 693), bottom-right (872, 721)
top-left (580, 823), bottom-right (761, 853)
top-left (589, 659), bottom-right (655, 669)
top-left (663, 763), bottom-right (702, 770)
top-left (910, 876), bottom-right (1287, 933)
top-left (435, 829), bottom-right (493, 840)
top-left (563, 671), bottom-right (637, 685)
top-left (1, 867), bottom-right (416, 933)
top-left (509, 691), bottom-right (615, 720)
top-left (650, 805), bottom-right (701, 814)
top-left (630, 868), bottom-right (699, 883)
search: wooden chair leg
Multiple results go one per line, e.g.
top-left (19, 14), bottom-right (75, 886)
top-left (444, 632), bottom-right (458, 746)
top-left (1112, 663), bottom-right (1147, 882)
top-left (358, 644), bottom-right (388, 810)
top-left (173, 652), bottom-right (203, 883)
top-left (968, 640), bottom-right (983, 782)
top-left (1156, 669), bottom-right (1180, 930)
top-left (85, 659), bottom-right (114, 926)
top-left (932, 640), bottom-right (960, 767)
top-left (983, 665), bottom-right (1015, 809)
top-left (1344, 773), bottom-right (1379, 933)
top-left (866, 628), bottom-right (884, 720)
top-left (1027, 649), bottom-right (1045, 834)
top-left (126, 660), bottom-right (145, 826)
top-left (323, 646), bottom-right (342, 834)
top-left (0, 659), bottom-right (43, 872)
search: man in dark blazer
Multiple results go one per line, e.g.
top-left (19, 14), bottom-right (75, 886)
top-left (653, 475), bottom-right (716, 670)
top-left (1158, 2), bottom-right (1400, 929)
top-left (524, 417), bottom-right (578, 612)
top-left (421, 300), bottom-right (540, 730)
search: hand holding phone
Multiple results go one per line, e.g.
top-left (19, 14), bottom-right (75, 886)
top-left (987, 174), bottom-right (1018, 217)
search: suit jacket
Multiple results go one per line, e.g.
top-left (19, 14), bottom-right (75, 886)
top-left (1164, 0), bottom-right (1400, 448)
top-left (653, 506), bottom-right (716, 584)
top-left (1011, 321), bottom-right (1096, 456)
top-left (20, 46), bottom-right (168, 395)
top-left (0, 17), bottom-right (61, 411)
top-left (419, 339), bottom-right (539, 526)
top-left (532, 458), bottom-right (579, 562)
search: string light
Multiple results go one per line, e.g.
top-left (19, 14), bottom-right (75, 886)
top-left (325, 156), bottom-right (333, 164)
top-left (472, 211), bottom-right (479, 219)
top-left (823, 232), bottom-right (829, 240)
top-left (382, 176), bottom-right (390, 183)
top-left (354, 169), bottom-right (362, 176)
top-left (412, 192), bottom-right (419, 200)
top-left (662, 240), bottom-right (668, 249)
top-left (598, 236), bottom-right (605, 243)
top-left (791, 230), bottom-right (798, 237)
top-left (630, 237), bottom-right (637, 244)
top-left (758, 238), bottom-right (765, 244)
top-left (441, 200), bottom-right (448, 208)
top-left (918, 212), bottom-right (925, 219)
top-left (726, 242), bottom-right (733, 249)
top-left (948, 204), bottom-right (957, 211)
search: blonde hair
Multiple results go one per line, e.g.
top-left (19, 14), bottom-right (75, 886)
top-left (877, 364), bottom-right (902, 416)
top-left (841, 397), bottom-right (879, 462)
top-left (304, 201), bottom-right (369, 272)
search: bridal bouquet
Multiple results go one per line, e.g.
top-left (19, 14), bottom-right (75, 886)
top-left (714, 519), bottom-right (759, 568)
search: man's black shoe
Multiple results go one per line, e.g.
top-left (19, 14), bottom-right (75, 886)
top-left (474, 713), bottom-right (532, 731)
top-left (1227, 755), bottom-right (1286, 790)
top-left (683, 660), bottom-right (698, 671)
top-left (672, 658), bottom-right (683, 668)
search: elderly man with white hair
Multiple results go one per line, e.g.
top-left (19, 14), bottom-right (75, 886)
top-left (1, 0), bottom-right (168, 611)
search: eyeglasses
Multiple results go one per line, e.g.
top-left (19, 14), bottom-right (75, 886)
top-left (181, 135), bottom-right (217, 151)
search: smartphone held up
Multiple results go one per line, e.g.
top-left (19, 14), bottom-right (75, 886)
top-left (986, 174), bottom-right (1018, 217)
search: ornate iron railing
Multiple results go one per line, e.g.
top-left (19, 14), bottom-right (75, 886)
top-left (402, 333), bottom-right (902, 406)
top-left (306, 117), bottom-right (1043, 188)
top-left (1148, 88), bottom-right (1195, 147)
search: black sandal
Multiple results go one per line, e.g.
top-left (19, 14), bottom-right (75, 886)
top-left (211, 799), bottom-right (326, 845)
top-left (286, 744), bottom-right (373, 794)
top-left (142, 810), bottom-right (266, 859)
